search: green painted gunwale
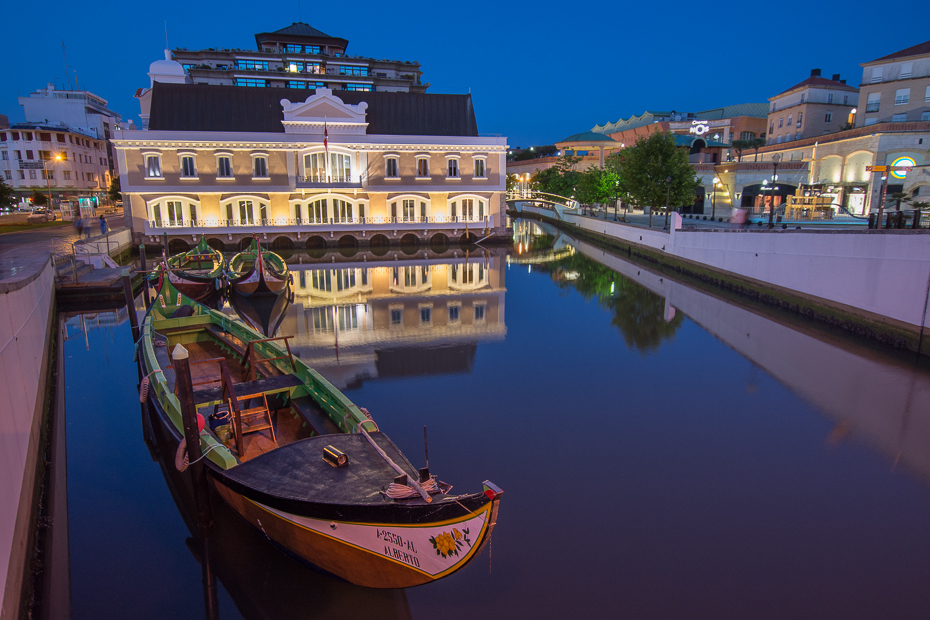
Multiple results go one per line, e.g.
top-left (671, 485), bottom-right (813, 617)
top-left (166, 236), bottom-right (225, 280)
top-left (227, 238), bottom-right (288, 280)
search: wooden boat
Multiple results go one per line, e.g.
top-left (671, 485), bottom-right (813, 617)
top-left (138, 276), bottom-right (503, 589)
top-left (228, 286), bottom-right (292, 337)
top-left (155, 236), bottom-right (225, 301)
top-left (227, 238), bottom-right (290, 297)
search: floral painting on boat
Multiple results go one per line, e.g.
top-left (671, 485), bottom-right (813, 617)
top-left (429, 527), bottom-right (471, 558)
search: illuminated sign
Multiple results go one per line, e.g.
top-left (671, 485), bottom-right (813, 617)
top-left (890, 156), bottom-right (916, 179)
top-left (689, 120), bottom-right (710, 136)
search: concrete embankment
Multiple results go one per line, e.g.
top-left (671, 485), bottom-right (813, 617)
top-left (517, 204), bottom-right (930, 355)
top-left (0, 257), bottom-right (56, 620)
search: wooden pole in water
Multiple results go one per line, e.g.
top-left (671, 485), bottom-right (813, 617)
top-left (173, 344), bottom-right (214, 531)
top-left (121, 270), bottom-right (139, 342)
top-left (139, 244), bottom-right (151, 306)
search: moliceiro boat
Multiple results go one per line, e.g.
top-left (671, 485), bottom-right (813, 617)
top-left (227, 238), bottom-right (290, 297)
top-left (138, 276), bottom-right (502, 588)
top-left (156, 236), bottom-right (225, 301)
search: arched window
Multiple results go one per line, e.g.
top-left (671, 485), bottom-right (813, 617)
top-left (302, 150), bottom-right (354, 182)
top-left (220, 196), bottom-right (269, 226)
top-left (448, 195), bottom-right (486, 222)
top-left (388, 195), bottom-right (430, 223)
top-left (147, 196), bottom-right (201, 228)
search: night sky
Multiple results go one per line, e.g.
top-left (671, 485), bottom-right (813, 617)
top-left (3, 0), bottom-right (926, 147)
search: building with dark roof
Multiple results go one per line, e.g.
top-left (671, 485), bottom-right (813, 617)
top-left (857, 39), bottom-right (930, 127)
top-left (115, 70), bottom-right (507, 247)
top-left (171, 22), bottom-right (427, 94)
top-left (767, 69), bottom-right (859, 144)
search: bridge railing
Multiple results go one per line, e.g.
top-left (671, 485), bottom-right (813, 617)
top-left (507, 191), bottom-right (579, 209)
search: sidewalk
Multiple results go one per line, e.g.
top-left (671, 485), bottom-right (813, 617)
top-left (0, 224), bottom-right (84, 281)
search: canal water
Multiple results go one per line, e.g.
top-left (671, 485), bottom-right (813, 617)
top-left (59, 220), bottom-right (930, 619)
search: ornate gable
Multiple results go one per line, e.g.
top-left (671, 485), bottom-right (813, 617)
top-left (280, 88), bottom-right (368, 135)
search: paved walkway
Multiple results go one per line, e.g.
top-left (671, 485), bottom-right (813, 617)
top-left (0, 224), bottom-right (85, 281)
top-left (579, 208), bottom-right (869, 231)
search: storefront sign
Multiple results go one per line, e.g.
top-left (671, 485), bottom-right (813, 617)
top-left (890, 157), bottom-right (916, 179)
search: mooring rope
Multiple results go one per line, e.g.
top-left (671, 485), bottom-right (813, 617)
top-left (385, 477), bottom-right (441, 499)
top-left (175, 438), bottom-right (222, 472)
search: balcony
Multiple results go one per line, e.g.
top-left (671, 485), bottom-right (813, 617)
top-left (295, 174), bottom-right (363, 189)
top-left (143, 215), bottom-right (494, 236)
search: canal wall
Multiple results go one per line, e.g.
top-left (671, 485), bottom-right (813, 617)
top-left (518, 204), bottom-right (930, 353)
top-left (0, 257), bottom-right (56, 620)
top-left (564, 231), bottom-right (930, 484)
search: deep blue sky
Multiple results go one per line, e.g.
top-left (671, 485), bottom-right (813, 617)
top-left (2, 0), bottom-right (926, 147)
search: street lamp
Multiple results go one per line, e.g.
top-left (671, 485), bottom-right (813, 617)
top-left (664, 175), bottom-right (672, 228)
top-left (43, 154), bottom-right (63, 213)
top-left (768, 154), bottom-right (781, 229)
top-left (711, 176), bottom-right (720, 220)
top-left (614, 178), bottom-right (621, 221)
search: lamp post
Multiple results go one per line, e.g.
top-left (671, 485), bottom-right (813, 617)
top-left (43, 154), bottom-right (62, 213)
top-left (711, 176), bottom-right (720, 220)
top-left (614, 178), bottom-right (621, 221)
top-left (664, 175), bottom-right (672, 228)
top-left (768, 153), bottom-right (781, 229)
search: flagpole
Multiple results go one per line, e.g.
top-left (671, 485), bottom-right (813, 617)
top-left (324, 117), bottom-right (330, 182)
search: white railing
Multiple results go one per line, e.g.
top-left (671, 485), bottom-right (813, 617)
top-left (146, 215), bottom-right (491, 230)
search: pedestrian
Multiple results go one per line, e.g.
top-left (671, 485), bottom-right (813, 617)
top-left (100, 215), bottom-right (108, 236)
top-left (74, 216), bottom-right (83, 237)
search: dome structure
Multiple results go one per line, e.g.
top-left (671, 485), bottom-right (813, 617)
top-left (148, 50), bottom-right (188, 87)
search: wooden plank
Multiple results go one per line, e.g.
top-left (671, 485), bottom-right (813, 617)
top-left (193, 373), bottom-right (303, 405)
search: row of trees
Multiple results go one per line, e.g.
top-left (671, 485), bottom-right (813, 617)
top-left (509, 132), bottom-right (700, 225)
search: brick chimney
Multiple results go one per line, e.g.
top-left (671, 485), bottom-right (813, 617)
top-left (811, 68), bottom-right (822, 77)
top-left (832, 73), bottom-right (840, 81)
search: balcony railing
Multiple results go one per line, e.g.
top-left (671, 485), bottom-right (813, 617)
top-left (295, 174), bottom-right (363, 189)
top-left (144, 215), bottom-right (492, 231)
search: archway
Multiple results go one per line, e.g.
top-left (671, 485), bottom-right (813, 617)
top-left (337, 235), bottom-right (359, 257)
top-left (206, 238), bottom-right (226, 252)
top-left (271, 236), bottom-right (294, 251)
top-left (370, 234), bottom-right (390, 257)
top-left (459, 232), bottom-right (479, 245)
top-left (305, 236), bottom-right (327, 250)
top-left (238, 237), bottom-right (255, 251)
top-left (399, 234), bottom-right (420, 256)
top-left (429, 233), bottom-right (450, 254)
top-left (168, 239), bottom-right (190, 254)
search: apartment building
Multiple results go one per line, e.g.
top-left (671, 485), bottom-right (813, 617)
top-left (171, 22), bottom-right (426, 96)
top-left (767, 69), bottom-right (859, 144)
top-left (857, 39), bottom-right (930, 126)
top-left (116, 56), bottom-right (506, 247)
top-left (0, 123), bottom-right (113, 205)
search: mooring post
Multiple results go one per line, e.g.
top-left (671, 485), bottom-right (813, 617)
top-left (200, 534), bottom-right (220, 620)
top-left (121, 269), bottom-right (140, 342)
top-left (139, 244), bottom-right (151, 306)
top-left (173, 344), bottom-right (214, 531)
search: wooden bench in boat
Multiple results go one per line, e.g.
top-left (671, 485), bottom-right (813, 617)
top-left (288, 396), bottom-right (341, 436)
top-left (193, 374), bottom-right (303, 405)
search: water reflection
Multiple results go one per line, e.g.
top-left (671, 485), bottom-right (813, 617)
top-left (249, 250), bottom-right (508, 389)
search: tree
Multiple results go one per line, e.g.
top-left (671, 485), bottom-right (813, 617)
top-left (31, 189), bottom-right (48, 207)
top-left (731, 139), bottom-right (750, 163)
top-left (614, 132), bottom-right (697, 228)
top-left (534, 153), bottom-right (582, 199)
top-left (108, 175), bottom-right (122, 203)
top-left (749, 137), bottom-right (766, 162)
top-left (0, 178), bottom-right (15, 210)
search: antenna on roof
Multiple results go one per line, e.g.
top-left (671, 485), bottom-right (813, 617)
top-left (62, 41), bottom-right (73, 90)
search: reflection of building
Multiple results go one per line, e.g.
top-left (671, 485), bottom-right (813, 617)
top-left (169, 22), bottom-right (426, 99)
top-left (271, 252), bottom-right (507, 388)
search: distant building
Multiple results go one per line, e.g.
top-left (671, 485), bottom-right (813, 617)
top-left (18, 83), bottom-right (122, 175)
top-left (857, 39), bottom-right (930, 126)
top-left (115, 53), bottom-right (507, 247)
top-left (171, 22), bottom-right (426, 96)
top-left (767, 69), bottom-right (858, 144)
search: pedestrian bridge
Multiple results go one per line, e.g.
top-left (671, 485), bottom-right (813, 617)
top-left (506, 191), bottom-right (580, 220)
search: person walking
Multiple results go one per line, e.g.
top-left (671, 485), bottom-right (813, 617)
top-left (74, 216), bottom-right (83, 238)
top-left (99, 215), bottom-right (108, 236)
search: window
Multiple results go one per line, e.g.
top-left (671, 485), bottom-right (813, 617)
top-left (306, 45), bottom-right (321, 54)
top-left (843, 94), bottom-right (849, 105)
top-left (866, 93), bottom-right (880, 112)
top-left (182, 64), bottom-right (196, 72)
top-left (448, 304), bottom-right (460, 323)
top-left (827, 93), bottom-right (834, 104)
top-left (334, 199), bottom-right (353, 223)
top-left (26, 150), bottom-right (34, 159)
top-left (344, 83), bottom-right (372, 91)
top-left (236, 60), bottom-right (269, 71)
top-left (166, 201), bottom-right (184, 226)
top-left (800, 94), bottom-right (805, 103)
top-left (253, 156), bottom-right (268, 178)
top-left (787, 115), bottom-right (792, 126)
top-left (871, 67), bottom-right (883, 83)
top-left (331, 153), bottom-right (351, 181)
top-left (238, 200), bottom-right (255, 225)
top-left (17, 171), bottom-right (24, 180)
top-left (0, 151), bottom-right (6, 160)
top-left (309, 198), bottom-right (328, 223)
top-left (145, 154), bottom-right (162, 178)
top-left (63, 170), bottom-right (70, 180)
top-left (87, 173), bottom-right (95, 182)
top-left (217, 155), bottom-right (233, 178)
top-left (286, 44), bottom-right (302, 53)
top-left (180, 155), bottom-right (196, 178)
top-left (796, 132), bottom-right (802, 140)
top-left (390, 308), bottom-right (403, 327)
top-left (287, 61), bottom-right (304, 73)
top-left (56, 133), bottom-right (65, 142)
top-left (416, 157), bottom-right (429, 178)
top-left (922, 112), bottom-right (930, 121)
top-left (29, 170), bottom-right (37, 179)
top-left (447, 158), bottom-right (459, 178)
top-left (901, 62), bottom-right (912, 79)
top-left (3, 171), bottom-right (9, 180)
top-left (340, 66), bottom-right (368, 76)
top-left (739, 131), bottom-right (756, 140)
top-left (474, 303), bottom-right (486, 323)
top-left (925, 86), bottom-right (930, 102)
top-left (892, 114), bottom-right (907, 122)
top-left (385, 156), bottom-right (399, 178)
top-left (865, 118), bottom-right (878, 126)
top-left (402, 199), bottom-right (416, 221)
top-left (895, 89), bottom-right (910, 105)
top-left (797, 112), bottom-right (803, 126)
top-left (474, 157), bottom-right (486, 178)
top-left (419, 305), bottom-right (432, 326)
top-left (778, 117), bottom-right (784, 128)
top-left (825, 113), bottom-right (833, 123)
top-left (777, 135), bottom-right (783, 144)
top-left (769, 123), bottom-right (774, 134)
top-left (235, 78), bottom-right (268, 87)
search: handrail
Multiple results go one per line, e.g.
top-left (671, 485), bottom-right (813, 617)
top-left (244, 335), bottom-right (296, 381)
top-left (219, 359), bottom-right (243, 453)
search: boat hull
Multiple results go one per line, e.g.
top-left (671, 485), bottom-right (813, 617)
top-left (213, 480), bottom-right (499, 589)
top-left (166, 270), bottom-right (219, 301)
